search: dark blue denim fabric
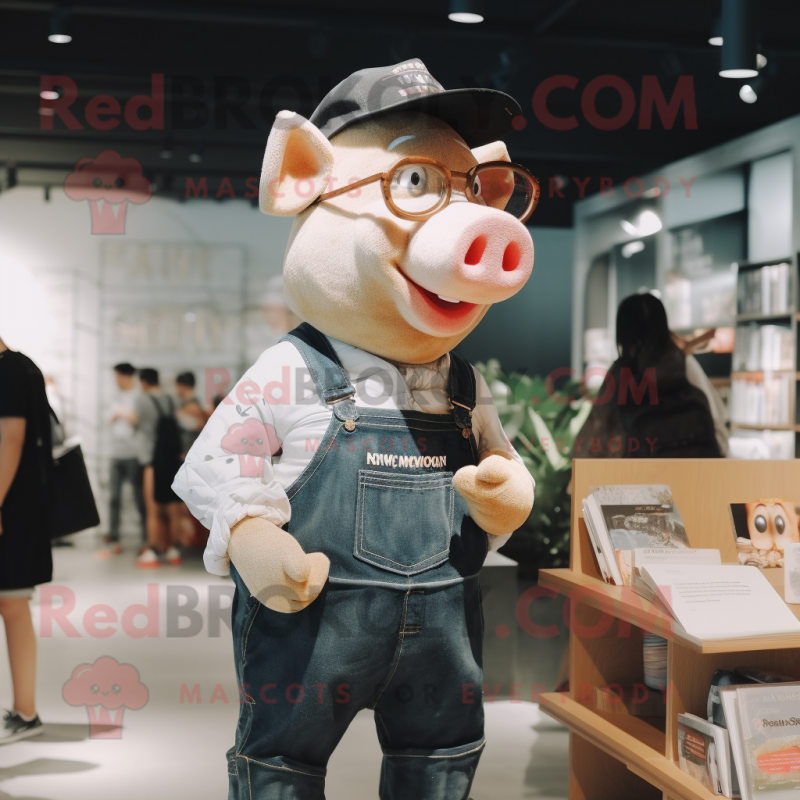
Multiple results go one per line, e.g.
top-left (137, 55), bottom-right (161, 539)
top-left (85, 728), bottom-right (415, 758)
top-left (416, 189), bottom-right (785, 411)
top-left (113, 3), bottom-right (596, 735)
top-left (228, 568), bottom-right (485, 800)
top-left (227, 325), bottom-right (488, 799)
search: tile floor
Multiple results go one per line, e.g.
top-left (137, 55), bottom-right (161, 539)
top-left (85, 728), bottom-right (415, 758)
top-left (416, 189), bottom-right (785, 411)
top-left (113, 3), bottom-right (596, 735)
top-left (0, 538), bottom-right (568, 800)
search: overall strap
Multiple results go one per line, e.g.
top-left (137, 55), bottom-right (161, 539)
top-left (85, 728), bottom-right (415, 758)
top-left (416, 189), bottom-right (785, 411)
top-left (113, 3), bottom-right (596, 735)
top-left (280, 323), bottom-right (359, 427)
top-left (447, 351), bottom-right (476, 436)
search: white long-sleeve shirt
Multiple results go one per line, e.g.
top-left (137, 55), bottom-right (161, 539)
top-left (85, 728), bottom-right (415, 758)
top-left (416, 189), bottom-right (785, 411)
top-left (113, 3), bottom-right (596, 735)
top-left (173, 337), bottom-right (529, 577)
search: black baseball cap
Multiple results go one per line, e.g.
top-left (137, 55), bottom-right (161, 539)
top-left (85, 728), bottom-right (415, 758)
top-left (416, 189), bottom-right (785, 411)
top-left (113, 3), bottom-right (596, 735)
top-left (309, 58), bottom-right (521, 148)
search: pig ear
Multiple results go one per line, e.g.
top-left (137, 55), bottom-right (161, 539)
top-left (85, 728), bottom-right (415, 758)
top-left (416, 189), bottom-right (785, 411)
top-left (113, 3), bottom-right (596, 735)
top-left (470, 141), bottom-right (510, 164)
top-left (259, 111), bottom-right (335, 216)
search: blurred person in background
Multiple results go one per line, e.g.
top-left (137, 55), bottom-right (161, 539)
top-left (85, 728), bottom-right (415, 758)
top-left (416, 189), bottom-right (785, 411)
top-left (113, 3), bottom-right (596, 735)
top-left (174, 371), bottom-right (209, 548)
top-left (174, 372), bottom-right (208, 457)
top-left (98, 363), bottom-right (146, 558)
top-left (135, 368), bottom-right (183, 568)
top-left (0, 336), bottom-right (51, 742)
top-left (576, 293), bottom-right (723, 459)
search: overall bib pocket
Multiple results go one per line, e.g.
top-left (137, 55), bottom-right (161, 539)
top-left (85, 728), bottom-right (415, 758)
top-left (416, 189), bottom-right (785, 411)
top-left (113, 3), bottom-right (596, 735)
top-left (354, 470), bottom-right (454, 576)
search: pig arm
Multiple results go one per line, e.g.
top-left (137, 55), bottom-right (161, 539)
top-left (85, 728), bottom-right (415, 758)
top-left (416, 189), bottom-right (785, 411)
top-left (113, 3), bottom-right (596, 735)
top-left (452, 369), bottom-right (534, 538)
top-left (171, 345), bottom-right (328, 611)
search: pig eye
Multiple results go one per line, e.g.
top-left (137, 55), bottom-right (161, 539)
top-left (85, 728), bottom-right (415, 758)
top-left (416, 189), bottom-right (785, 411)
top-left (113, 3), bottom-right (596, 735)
top-left (472, 176), bottom-right (482, 197)
top-left (93, 177), bottom-right (102, 188)
top-left (754, 515), bottom-right (767, 533)
top-left (256, 438), bottom-right (263, 445)
top-left (114, 177), bottom-right (125, 188)
top-left (241, 437), bottom-right (248, 445)
top-left (90, 684), bottom-right (100, 694)
top-left (775, 515), bottom-right (785, 534)
top-left (394, 166), bottom-right (429, 197)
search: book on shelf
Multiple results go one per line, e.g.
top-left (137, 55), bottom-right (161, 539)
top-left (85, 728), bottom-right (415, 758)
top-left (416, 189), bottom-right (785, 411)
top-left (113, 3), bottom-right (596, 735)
top-left (709, 667), bottom-right (797, 729)
top-left (631, 547), bottom-right (721, 602)
top-left (737, 262), bottom-right (792, 317)
top-left (637, 563), bottom-right (800, 645)
top-left (732, 323), bottom-right (793, 372)
top-left (728, 430), bottom-right (796, 461)
top-left (730, 374), bottom-right (793, 427)
top-left (677, 712), bottom-right (735, 796)
top-left (582, 485), bottom-right (689, 586)
top-left (729, 500), bottom-right (800, 569)
top-left (721, 683), bottom-right (800, 800)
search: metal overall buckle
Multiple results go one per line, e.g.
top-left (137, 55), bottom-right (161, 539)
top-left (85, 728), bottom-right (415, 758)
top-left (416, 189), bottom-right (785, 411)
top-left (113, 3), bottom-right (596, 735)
top-left (450, 399), bottom-right (473, 439)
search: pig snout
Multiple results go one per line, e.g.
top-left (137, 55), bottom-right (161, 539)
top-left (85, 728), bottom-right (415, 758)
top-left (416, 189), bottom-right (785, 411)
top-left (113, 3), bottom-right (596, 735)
top-left (402, 203), bottom-right (533, 305)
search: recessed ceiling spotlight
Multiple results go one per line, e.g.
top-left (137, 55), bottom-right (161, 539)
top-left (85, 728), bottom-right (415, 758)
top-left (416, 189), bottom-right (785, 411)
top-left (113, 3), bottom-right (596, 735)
top-left (621, 241), bottom-right (645, 258)
top-left (739, 84), bottom-right (757, 103)
top-left (449, 0), bottom-right (484, 23)
top-left (48, 5), bottom-right (72, 43)
top-left (709, 16), bottom-right (723, 46)
top-left (40, 89), bottom-right (59, 100)
top-left (620, 210), bottom-right (662, 238)
top-left (719, 0), bottom-right (758, 78)
top-left (188, 143), bottom-right (203, 164)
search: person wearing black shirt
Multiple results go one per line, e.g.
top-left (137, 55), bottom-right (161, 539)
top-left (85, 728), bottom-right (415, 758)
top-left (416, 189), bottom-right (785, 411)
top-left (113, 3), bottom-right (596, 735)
top-left (0, 336), bottom-right (51, 742)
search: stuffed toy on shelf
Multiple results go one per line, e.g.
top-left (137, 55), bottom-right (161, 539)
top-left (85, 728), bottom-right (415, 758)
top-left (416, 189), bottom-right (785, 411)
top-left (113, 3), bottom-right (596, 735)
top-left (174, 58), bottom-right (539, 800)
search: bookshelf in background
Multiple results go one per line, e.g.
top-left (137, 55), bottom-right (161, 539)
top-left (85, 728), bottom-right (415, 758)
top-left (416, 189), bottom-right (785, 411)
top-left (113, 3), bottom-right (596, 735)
top-left (538, 459), bottom-right (800, 800)
top-left (729, 257), bottom-right (798, 459)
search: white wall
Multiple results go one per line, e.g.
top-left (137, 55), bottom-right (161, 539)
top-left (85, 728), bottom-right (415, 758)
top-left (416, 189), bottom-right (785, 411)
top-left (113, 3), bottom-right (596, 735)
top-left (748, 150), bottom-right (793, 262)
top-left (0, 186), bottom-right (292, 523)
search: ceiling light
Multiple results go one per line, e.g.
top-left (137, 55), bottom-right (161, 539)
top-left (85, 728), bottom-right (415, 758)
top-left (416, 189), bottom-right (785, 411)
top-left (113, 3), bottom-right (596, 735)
top-left (711, 38), bottom-right (767, 69)
top-left (159, 142), bottom-right (174, 159)
top-left (48, 6), bottom-right (72, 43)
top-left (448, 0), bottom-right (484, 23)
top-left (720, 0), bottom-right (758, 78)
top-left (638, 210), bottom-right (662, 236)
top-left (709, 17), bottom-right (723, 46)
top-left (40, 89), bottom-right (59, 100)
top-left (621, 241), bottom-right (645, 258)
top-left (739, 84), bottom-right (757, 103)
top-left (188, 143), bottom-right (203, 164)
top-left (620, 210), bottom-right (662, 238)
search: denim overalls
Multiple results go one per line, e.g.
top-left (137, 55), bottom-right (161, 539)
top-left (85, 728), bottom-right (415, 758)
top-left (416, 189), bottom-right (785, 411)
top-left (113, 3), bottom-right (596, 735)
top-left (228, 324), bottom-right (489, 800)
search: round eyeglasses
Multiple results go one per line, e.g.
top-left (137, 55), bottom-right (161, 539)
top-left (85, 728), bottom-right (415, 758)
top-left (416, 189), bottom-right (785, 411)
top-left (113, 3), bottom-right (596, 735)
top-left (314, 156), bottom-right (541, 223)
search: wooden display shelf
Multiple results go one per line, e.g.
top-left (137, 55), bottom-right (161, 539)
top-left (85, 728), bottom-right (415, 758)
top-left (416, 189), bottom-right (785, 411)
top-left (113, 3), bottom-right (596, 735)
top-left (730, 422), bottom-right (800, 431)
top-left (539, 567), bottom-right (800, 654)
top-left (540, 693), bottom-right (715, 800)
top-left (540, 459), bottom-right (800, 800)
top-left (730, 370), bottom-right (800, 380)
top-left (735, 311), bottom-right (793, 322)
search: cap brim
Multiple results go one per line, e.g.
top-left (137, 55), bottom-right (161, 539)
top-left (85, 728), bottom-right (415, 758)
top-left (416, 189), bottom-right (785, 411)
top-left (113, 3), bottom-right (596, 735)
top-left (329, 87), bottom-right (522, 148)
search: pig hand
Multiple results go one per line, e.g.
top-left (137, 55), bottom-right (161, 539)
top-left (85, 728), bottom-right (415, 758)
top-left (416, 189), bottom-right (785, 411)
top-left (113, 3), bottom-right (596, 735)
top-left (228, 517), bottom-right (330, 613)
top-left (453, 450), bottom-right (534, 536)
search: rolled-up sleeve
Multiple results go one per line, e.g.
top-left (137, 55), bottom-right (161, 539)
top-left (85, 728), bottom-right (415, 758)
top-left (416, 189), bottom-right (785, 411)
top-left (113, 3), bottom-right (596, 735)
top-left (172, 371), bottom-right (291, 577)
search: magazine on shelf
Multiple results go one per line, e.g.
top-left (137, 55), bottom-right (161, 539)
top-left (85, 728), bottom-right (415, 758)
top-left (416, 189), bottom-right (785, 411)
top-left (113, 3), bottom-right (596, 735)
top-left (583, 485), bottom-right (689, 586)
top-left (737, 684), bottom-right (800, 800)
top-left (638, 564), bottom-right (800, 645)
top-left (631, 548), bottom-right (721, 602)
top-left (721, 683), bottom-right (800, 800)
top-left (729, 500), bottom-right (800, 569)
top-left (677, 712), bottom-right (734, 796)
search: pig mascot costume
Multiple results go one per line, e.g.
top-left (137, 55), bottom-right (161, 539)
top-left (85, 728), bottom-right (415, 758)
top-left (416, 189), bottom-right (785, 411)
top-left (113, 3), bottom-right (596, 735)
top-left (174, 59), bottom-right (539, 800)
